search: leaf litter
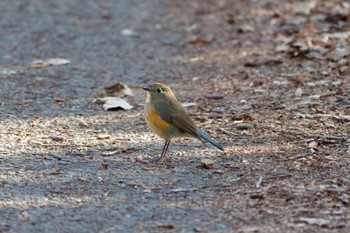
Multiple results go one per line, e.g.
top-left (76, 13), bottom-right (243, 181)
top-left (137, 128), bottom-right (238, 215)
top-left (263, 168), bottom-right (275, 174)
top-left (1, 0), bottom-right (350, 232)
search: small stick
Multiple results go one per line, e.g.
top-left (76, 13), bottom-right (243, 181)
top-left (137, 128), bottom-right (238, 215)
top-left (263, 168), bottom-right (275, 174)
top-left (286, 154), bottom-right (310, 161)
top-left (49, 153), bottom-right (68, 161)
top-left (256, 176), bottom-right (263, 189)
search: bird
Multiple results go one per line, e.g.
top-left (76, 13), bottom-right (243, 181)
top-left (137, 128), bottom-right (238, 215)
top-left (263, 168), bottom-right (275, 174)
top-left (142, 82), bottom-right (224, 162)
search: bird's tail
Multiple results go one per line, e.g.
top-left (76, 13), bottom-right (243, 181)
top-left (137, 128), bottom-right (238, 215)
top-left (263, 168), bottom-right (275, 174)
top-left (197, 129), bottom-right (224, 151)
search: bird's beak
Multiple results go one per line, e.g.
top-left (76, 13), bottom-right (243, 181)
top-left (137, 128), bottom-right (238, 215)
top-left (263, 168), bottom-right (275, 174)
top-left (142, 87), bottom-right (149, 91)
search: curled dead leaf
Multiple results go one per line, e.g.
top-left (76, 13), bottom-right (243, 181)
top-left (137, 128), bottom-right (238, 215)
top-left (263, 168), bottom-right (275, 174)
top-left (308, 141), bottom-right (318, 153)
top-left (104, 82), bottom-right (134, 96)
top-left (100, 161), bottom-right (109, 170)
top-left (94, 97), bottom-right (133, 111)
top-left (200, 158), bottom-right (215, 169)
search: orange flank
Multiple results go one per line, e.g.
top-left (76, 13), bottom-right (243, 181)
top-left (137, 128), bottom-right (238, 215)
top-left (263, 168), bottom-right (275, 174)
top-left (146, 105), bottom-right (170, 130)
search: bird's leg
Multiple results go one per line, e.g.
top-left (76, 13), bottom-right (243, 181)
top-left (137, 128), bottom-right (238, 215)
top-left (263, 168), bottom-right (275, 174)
top-left (151, 140), bottom-right (171, 163)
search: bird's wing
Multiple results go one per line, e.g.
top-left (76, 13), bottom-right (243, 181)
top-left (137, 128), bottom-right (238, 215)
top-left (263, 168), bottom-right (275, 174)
top-left (154, 99), bottom-right (200, 139)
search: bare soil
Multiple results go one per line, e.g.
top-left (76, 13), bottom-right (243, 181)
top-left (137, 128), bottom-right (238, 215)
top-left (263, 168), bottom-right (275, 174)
top-left (1, 0), bottom-right (349, 232)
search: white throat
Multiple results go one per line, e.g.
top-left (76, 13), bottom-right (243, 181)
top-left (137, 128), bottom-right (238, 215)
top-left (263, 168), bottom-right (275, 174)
top-left (145, 92), bottom-right (151, 104)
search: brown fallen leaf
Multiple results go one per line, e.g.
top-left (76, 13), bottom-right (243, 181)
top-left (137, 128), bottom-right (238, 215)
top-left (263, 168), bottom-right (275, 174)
top-left (186, 35), bottom-right (214, 44)
top-left (53, 97), bottom-right (65, 103)
top-left (156, 223), bottom-right (175, 230)
top-left (200, 158), bottom-right (215, 169)
top-left (104, 82), bottom-right (134, 96)
top-left (237, 24), bottom-right (254, 33)
top-left (232, 113), bottom-right (255, 121)
top-left (100, 161), bottom-right (109, 170)
top-left (308, 141), bottom-right (318, 153)
top-left (104, 83), bottom-right (124, 93)
top-left (50, 136), bottom-right (65, 142)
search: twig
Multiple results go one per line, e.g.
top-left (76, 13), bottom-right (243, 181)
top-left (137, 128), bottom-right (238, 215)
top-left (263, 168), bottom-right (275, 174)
top-left (49, 153), bottom-right (69, 161)
top-left (286, 154), bottom-right (311, 160)
top-left (219, 128), bottom-right (238, 135)
top-left (256, 176), bottom-right (264, 189)
top-left (167, 188), bottom-right (198, 193)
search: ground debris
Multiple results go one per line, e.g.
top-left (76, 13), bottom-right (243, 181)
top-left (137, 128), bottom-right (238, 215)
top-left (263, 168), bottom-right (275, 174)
top-left (1, 0), bottom-right (350, 232)
top-left (200, 158), bottom-right (215, 169)
top-left (94, 97), bottom-right (133, 110)
top-left (30, 58), bottom-right (70, 68)
top-left (155, 223), bottom-right (175, 230)
top-left (104, 82), bottom-right (134, 96)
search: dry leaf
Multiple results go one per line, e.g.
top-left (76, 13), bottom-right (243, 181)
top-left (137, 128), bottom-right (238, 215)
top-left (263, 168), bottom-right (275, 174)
top-left (299, 217), bottom-right (331, 226)
top-left (237, 24), bottom-right (254, 33)
top-left (30, 58), bottom-right (70, 68)
top-left (200, 158), bottom-right (215, 169)
top-left (156, 223), bottom-right (175, 230)
top-left (50, 136), bottom-right (65, 142)
top-left (94, 97), bottom-right (133, 111)
top-left (104, 82), bottom-right (134, 96)
top-left (100, 161), bottom-right (109, 170)
top-left (308, 141), bottom-right (318, 153)
top-left (181, 102), bottom-right (197, 108)
top-left (53, 97), bottom-right (65, 103)
top-left (308, 141), bottom-right (318, 149)
top-left (104, 83), bottom-right (125, 93)
top-left (97, 134), bottom-right (110, 140)
top-left (295, 87), bottom-right (303, 97)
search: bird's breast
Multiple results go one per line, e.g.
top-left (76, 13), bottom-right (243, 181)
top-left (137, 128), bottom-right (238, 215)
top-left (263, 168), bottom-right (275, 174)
top-left (146, 105), bottom-right (171, 131)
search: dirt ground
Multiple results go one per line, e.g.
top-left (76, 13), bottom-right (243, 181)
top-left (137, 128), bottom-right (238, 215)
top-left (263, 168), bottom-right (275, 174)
top-left (1, 0), bottom-right (350, 232)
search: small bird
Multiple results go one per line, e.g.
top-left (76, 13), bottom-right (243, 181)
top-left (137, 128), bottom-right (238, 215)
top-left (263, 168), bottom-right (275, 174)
top-left (143, 83), bottom-right (224, 162)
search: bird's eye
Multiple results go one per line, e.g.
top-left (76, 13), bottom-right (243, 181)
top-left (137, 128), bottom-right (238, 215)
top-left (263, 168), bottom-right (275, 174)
top-left (156, 88), bottom-right (162, 93)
